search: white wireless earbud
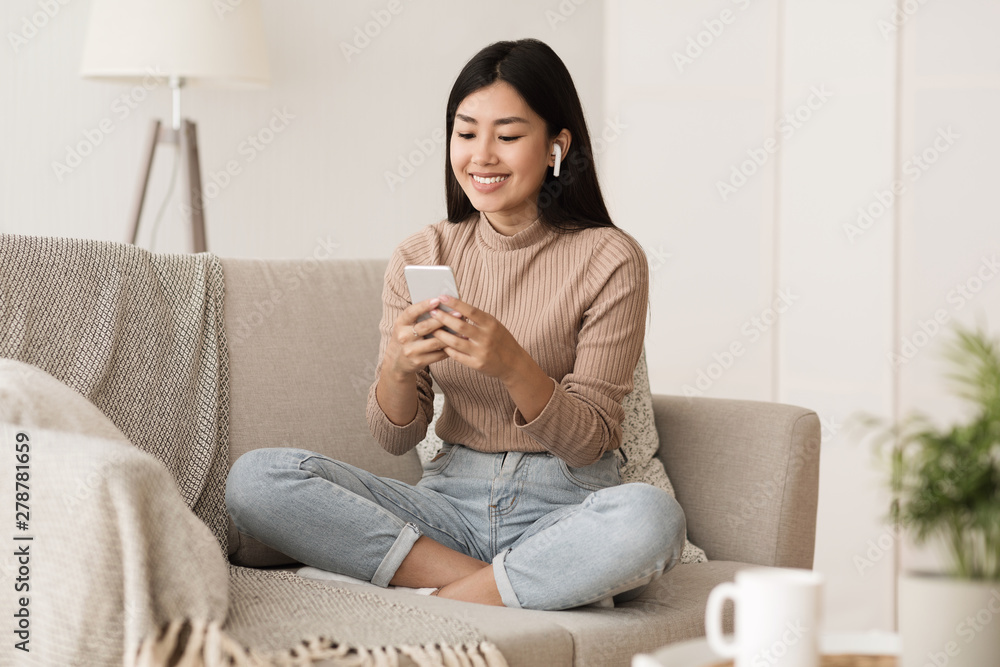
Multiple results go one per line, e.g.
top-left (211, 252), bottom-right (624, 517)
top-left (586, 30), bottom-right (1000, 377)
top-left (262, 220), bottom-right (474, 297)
top-left (552, 144), bottom-right (562, 177)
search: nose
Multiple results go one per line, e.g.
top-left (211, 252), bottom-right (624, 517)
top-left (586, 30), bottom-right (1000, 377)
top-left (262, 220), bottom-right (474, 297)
top-left (470, 135), bottom-right (497, 167)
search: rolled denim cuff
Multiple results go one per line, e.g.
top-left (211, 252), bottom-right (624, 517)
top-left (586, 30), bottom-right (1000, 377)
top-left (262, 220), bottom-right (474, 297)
top-left (491, 548), bottom-right (522, 609)
top-left (371, 522), bottom-right (421, 587)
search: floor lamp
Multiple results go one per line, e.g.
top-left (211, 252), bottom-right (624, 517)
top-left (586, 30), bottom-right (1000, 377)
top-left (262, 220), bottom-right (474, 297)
top-left (79, 0), bottom-right (270, 253)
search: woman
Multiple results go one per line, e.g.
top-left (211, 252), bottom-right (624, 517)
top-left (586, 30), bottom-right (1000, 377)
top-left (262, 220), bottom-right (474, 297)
top-left (226, 38), bottom-right (685, 611)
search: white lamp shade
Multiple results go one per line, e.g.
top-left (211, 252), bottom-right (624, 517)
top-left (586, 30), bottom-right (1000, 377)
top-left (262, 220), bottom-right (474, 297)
top-left (80, 0), bottom-right (270, 88)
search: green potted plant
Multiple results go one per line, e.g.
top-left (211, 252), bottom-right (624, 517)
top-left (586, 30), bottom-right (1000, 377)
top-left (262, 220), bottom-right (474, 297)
top-left (862, 323), bottom-right (1000, 667)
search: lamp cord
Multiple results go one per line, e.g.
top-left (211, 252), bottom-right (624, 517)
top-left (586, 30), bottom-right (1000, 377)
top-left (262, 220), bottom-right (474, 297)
top-left (147, 142), bottom-right (182, 252)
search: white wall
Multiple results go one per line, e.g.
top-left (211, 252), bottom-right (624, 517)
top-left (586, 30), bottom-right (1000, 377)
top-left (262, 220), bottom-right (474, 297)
top-left (4, 0), bottom-right (999, 640)
top-left (896, 0), bottom-right (1000, 574)
top-left (1, 0), bottom-right (605, 260)
top-left (605, 0), bottom-right (1000, 634)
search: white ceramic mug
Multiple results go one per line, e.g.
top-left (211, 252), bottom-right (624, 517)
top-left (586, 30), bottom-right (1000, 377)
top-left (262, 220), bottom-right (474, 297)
top-left (705, 567), bottom-right (824, 667)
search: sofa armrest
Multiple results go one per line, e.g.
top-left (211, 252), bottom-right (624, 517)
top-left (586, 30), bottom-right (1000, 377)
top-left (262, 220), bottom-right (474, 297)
top-left (651, 394), bottom-right (821, 569)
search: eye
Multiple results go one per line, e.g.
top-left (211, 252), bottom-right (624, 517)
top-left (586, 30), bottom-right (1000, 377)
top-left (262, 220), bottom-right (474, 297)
top-left (456, 132), bottom-right (474, 139)
top-left (499, 136), bottom-right (522, 142)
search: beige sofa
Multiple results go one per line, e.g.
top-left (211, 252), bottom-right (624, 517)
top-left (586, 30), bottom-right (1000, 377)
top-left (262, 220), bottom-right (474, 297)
top-left (220, 256), bottom-right (822, 666)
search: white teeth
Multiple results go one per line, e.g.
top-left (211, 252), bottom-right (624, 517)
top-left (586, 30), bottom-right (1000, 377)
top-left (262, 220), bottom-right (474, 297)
top-left (472, 174), bottom-right (509, 184)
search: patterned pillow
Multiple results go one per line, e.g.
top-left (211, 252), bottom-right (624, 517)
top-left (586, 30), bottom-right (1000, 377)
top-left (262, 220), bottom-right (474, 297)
top-left (415, 349), bottom-right (708, 564)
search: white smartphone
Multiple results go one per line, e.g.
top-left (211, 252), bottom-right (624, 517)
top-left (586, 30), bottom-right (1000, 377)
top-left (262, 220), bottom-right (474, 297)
top-left (404, 265), bottom-right (460, 335)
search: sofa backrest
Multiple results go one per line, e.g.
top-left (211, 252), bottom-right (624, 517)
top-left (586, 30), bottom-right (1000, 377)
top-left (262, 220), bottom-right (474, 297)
top-left (221, 257), bottom-right (424, 565)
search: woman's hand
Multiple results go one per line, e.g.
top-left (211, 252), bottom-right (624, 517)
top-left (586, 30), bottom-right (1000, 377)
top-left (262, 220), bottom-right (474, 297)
top-left (376, 297), bottom-right (452, 427)
top-left (429, 296), bottom-right (554, 422)
top-left (426, 296), bottom-right (525, 381)
top-left (383, 297), bottom-right (450, 380)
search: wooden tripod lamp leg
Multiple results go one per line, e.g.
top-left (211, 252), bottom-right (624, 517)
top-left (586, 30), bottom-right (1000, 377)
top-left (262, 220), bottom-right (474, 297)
top-left (127, 119), bottom-right (162, 245)
top-left (127, 118), bottom-right (207, 254)
top-left (182, 120), bottom-right (207, 253)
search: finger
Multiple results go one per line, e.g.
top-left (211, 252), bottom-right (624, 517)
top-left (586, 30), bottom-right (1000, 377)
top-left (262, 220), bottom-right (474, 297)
top-left (407, 334), bottom-right (449, 355)
top-left (410, 333), bottom-right (451, 360)
top-left (431, 326), bottom-right (472, 350)
top-left (413, 350), bottom-right (449, 366)
top-left (429, 309), bottom-right (473, 338)
top-left (437, 295), bottom-right (480, 321)
top-left (440, 344), bottom-right (475, 367)
top-left (401, 297), bottom-right (442, 325)
top-left (408, 317), bottom-right (446, 340)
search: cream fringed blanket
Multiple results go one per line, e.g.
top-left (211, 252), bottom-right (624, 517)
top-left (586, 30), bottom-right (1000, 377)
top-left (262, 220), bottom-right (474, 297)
top-left (0, 234), bottom-right (506, 667)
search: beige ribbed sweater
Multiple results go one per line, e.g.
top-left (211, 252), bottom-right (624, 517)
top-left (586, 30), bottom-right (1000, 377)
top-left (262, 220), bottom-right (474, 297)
top-left (366, 211), bottom-right (648, 468)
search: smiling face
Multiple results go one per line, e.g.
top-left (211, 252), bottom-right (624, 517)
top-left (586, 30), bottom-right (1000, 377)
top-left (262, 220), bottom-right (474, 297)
top-left (450, 81), bottom-right (566, 235)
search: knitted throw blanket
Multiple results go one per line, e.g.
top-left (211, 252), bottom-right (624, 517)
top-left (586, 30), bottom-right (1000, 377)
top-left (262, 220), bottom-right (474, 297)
top-left (0, 234), bottom-right (505, 667)
top-left (0, 234), bottom-right (232, 551)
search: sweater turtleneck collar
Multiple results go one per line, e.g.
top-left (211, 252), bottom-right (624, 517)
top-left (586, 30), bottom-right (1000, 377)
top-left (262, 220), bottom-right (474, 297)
top-left (475, 209), bottom-right (551, 252)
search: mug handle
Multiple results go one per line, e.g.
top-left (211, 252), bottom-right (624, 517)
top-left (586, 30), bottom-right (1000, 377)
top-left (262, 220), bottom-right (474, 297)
top-left (705, 582), bottom-right (739, 658)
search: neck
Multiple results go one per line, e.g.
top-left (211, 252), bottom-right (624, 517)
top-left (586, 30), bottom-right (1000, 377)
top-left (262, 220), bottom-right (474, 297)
top-left (483, 205), bottom-right (540, 237)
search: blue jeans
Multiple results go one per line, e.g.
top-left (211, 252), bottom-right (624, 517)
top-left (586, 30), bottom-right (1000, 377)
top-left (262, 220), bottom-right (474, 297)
top-left (225, 444), bottom-right (686, 611)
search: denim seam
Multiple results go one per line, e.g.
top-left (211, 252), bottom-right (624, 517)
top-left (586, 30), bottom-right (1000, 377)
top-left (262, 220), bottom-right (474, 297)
top-left (419, 443), bottom-right (458, 477)
top-left (367, 486), bottom-right (472, 552)
top-left (491, 549), bottom-right (522, 609)
top-left (295, 456), bottom-right (455, 575)
top-left (558, 541), bottom-right (677, 609)
top-left (569, 564), bottom-right (662, 608)
top-left (297, 454), bottom-right (472, 553)
top-left (491, 475), bottom-right (525, 517)
top-left (297, 457), bottom-right (411, 528)
top-left (557, 458), bottom-right (614, 492)
top-left (371, 522), bottom-right (421, 587)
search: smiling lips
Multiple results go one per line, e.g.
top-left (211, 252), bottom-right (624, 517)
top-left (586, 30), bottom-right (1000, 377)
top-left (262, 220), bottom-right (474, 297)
top-left (470, 173), bottom-right (509, 192)
top-left (472, 174), bottom-right (509, 184)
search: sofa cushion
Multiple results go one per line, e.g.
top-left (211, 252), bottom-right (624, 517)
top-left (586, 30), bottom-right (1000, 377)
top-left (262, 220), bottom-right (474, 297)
top-left (0, 358), bottom-right (131, 441)
top-left (542, 561), bottom-right (742, 666)
top-left (221, 258), bottom-right (425, 566)
top-left (300, 578), bottom-right (577, 667)
top-left (417, 348), bottom-right (708, 564)
top-left (286, 561), bottom-right (741, 667)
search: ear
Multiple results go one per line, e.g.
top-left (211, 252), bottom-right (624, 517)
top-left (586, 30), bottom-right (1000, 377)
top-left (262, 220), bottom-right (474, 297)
top-left (549, 129), bottom-right (572, 166)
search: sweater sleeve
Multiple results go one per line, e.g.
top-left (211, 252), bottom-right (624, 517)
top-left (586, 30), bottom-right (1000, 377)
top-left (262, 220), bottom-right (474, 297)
top-left (513, 231), bottom-right (649, 467)
top-left (365, 246), bottom-right (435, 455)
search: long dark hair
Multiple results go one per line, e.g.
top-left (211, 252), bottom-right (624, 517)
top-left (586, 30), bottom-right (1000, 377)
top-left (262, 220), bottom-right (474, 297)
top-left (445, 39), bottom-right (615, 232)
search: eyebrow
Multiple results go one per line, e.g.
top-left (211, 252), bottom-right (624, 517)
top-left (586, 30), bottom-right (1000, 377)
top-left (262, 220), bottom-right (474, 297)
top-left (455, 113), bottom-right (529, 126)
